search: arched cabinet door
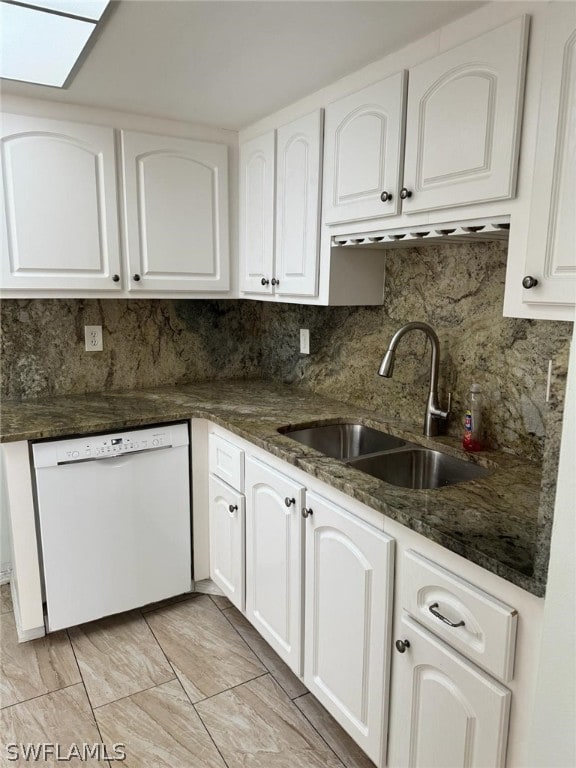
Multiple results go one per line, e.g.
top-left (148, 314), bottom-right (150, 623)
top-left (275, 110), bottom-right (323, 298)
top-left (0, 114), bottom-right (121, 292)
top-left (402, 15), bottom-right (529, 213)
top-left (239, 131), bottom-right (275, 295)
top-left (303, 490), bottom-right (394, 766)
top-left (389, 615), bottom-right (511, 768)
top-left (245, 457), bottom-right (305, 674)
top-left (323, 71), bottom-right (407, 225)
top-left (121, 130), bottom-right (229, 293)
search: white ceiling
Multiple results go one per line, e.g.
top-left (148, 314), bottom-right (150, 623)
top-left (1, 0), bottom-right (485, 130)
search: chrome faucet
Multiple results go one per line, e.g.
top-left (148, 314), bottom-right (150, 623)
top-left (378, 321), bottom-right (451, 437)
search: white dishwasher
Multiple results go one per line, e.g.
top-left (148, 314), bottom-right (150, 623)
top-left (33, 423), bottom-right (192, 632)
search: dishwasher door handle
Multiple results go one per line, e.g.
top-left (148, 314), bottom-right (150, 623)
top-left (57, 444), bottom-right (173, 466)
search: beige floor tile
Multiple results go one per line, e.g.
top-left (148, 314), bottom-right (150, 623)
top-left (294, 694), bottom-right (376, 768)
top-left (145, 595), bottom-right (265, 703)
top-left (196, 674), bottom-right (343, 768)
top-left (209, 594), bottom-right (233, 611)
top-left (69, 611), bottom-right (174, 708)
top-left (223, 606), bottom-right (307, 699)
top-left (0, 683), bottom-right (108, 767)
top-left (95, 679), bottom-right (226, 768)
top-left (194, 578), bottom-right (226, 596)
top-left (0, 584), bottom-right (13, 615)
top-left (140, 591), bottom-right (199, 614)
top-left (0, 612), bottom-right (81, 709)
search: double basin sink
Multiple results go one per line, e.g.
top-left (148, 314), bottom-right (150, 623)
top-left (279, 423), bottom-right (489, 490)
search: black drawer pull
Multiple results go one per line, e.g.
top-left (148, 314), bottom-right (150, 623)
top-left (429, 602), bottom-right (465, 628)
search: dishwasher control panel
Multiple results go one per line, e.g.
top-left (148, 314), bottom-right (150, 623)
top-left (32, 424), bottom-right (189, 468)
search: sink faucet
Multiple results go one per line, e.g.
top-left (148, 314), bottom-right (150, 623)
top-left (378, 321), bottom-right (451, 437)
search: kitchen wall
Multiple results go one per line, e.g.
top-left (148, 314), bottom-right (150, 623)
top-left (0, 241), bottom-right (571, 463)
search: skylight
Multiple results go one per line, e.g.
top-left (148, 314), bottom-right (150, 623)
top-left (0, 0), bottom-right (111, 88)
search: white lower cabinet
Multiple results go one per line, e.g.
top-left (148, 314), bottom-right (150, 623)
top-left (205, 431), bottom-right (526, 768)
top-left (303, 490), bottom-right (394, 765)
top-left (390, 615), bottom-right (511, 768)
top-left (208, 475), bottom-right (245, 611)
top-left (245, 456), bottom-right (305, 674)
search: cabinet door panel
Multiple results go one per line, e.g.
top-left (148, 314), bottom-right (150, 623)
top-left (121, 131), bottom-right (229, 293)
top-left (304, 490), bottom-right (394, 765)
top-left (403, 16), bottom-right (529, 213)
top-left (323, 72), bottom-right (406, 224)
top-left (523, 6), bottom-right (576, 309)
top-left (239, 131), bottom-right (275, 294)
top-left (245, 457), bottom-right (304, 673)
top-left (209, 475), bottom-right (245, 611)
top-left (390, 615), bottom-right (511, 768)
top-left (0, 114), bottom-right (121, 291)
top-left (275, 110), bottom-right (322, 297)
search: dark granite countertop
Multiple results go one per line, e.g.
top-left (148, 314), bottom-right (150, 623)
top-left (0, 379), bottom-right (546, 596)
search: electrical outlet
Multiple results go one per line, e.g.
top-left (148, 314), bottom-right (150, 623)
top-left (300, 328), bottom-right (310, 355)
top-left (85, 325), bottom-right (103, 352)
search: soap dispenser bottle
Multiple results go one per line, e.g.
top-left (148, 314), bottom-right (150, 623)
top-left (463, 383), bottom-right (483, 452)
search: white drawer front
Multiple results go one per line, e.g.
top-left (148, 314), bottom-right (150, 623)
top-left (403, 550), bottom-right (517, 683)
top-left (209, 433), bottom-right (244, 492)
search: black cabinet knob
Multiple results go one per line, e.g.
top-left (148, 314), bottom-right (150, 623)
top-left (380, 191), bottom-right (392, 202)
top-left (271, 278), bottom-right (279, 286)
top-left (302, 507), bottom-right (313, 519)
top-left (228, 504), bottom-right (238, 514)
top-left (395, 639), bottom-right (411, 653)
top-left (112, 274), bottom-right (120, 282)
top-left (522, 275), bottom-right (538, 289)
top-left (133, 274), bottom-right (141, 282)
top-left (261, 277), bottom-right (270, 286)
top-left (284, 497), bottom-right (295, 507)
top-left (400, 188), bottom-right (412, 200)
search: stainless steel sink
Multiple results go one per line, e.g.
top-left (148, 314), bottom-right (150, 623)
top-left (280, 423), bottom-right (406, 459)
top-left (348, 448), bottom-right (489, 490)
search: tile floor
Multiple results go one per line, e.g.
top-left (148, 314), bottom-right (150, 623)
top-left (0, 584), bottom-right (375, 768)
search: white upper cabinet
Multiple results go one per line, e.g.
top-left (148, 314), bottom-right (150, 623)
top-left (402, 16), bottom-right (529, 213)
top-left (121, 131), bottom-right (229, 293)
top-left (239, 131), bottom-right (276, 295)
top-left (275, 110), bottom-right (323, 297)
top-left (322, 17), bottom-right (528, 227)
top-left (521, 5), bottom-right (576, 313)
top-left (240, 111), bottom-right (323, 299)
top-left (323, 72), bottom-right (406, 225)
top-left (0, 114), bottom-right (121, 292)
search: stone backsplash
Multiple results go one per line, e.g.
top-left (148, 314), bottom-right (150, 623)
top-left (0, 241), bottom-right (572, 462)
top-left (260, 242), bottom-right (572, 462)
top-left (0, 299), bottom-right (262, 399)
